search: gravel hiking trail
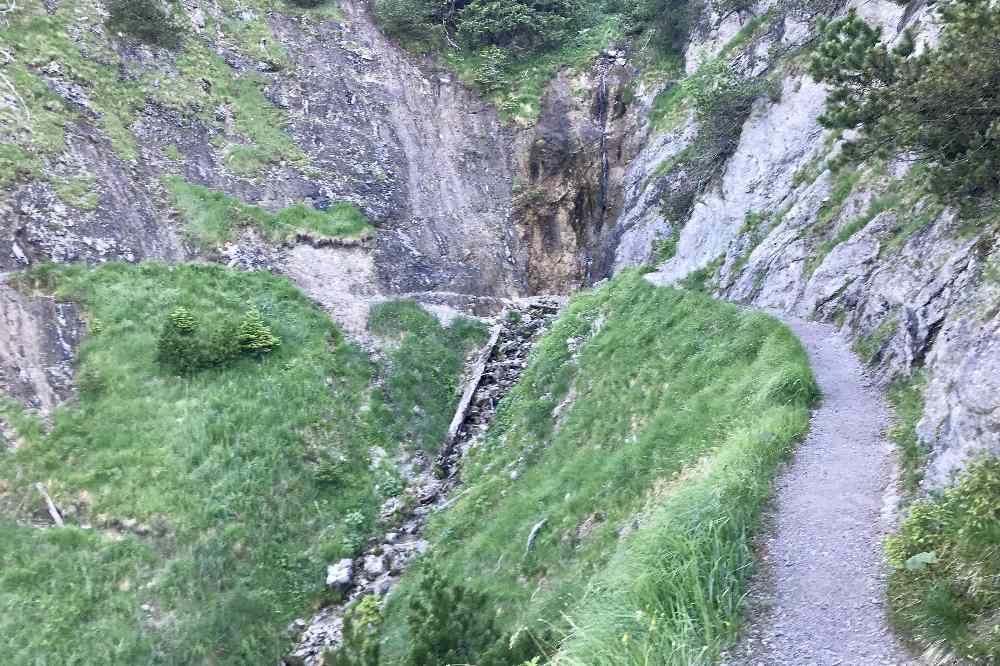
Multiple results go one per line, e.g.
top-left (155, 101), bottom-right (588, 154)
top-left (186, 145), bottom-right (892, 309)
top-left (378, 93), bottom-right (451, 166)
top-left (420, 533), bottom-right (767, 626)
top-left (723, 314), bottom-right (916, 666)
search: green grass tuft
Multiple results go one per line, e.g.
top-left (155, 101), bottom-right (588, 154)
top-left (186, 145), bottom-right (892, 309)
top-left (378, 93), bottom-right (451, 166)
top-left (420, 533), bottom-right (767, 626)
top-left (888, 373), bottom-right (929, 495)
top-left (52, 175), bottom-right (100, 211)
top-left (163, 176), bottom-right (374, 250)
top-left (853, 315), bottom-right (898, 364)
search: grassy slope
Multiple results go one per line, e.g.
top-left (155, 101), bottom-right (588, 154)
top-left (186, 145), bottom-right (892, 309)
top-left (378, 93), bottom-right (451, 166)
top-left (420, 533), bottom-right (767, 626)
top-left (0, 264), bottom-right (480, 665)
top-left (369, 300), bottom-right (489, 457)
top-left (163, 177), bottom-right (374, 250)
top-left (381, 270), bottom-right (818, 664)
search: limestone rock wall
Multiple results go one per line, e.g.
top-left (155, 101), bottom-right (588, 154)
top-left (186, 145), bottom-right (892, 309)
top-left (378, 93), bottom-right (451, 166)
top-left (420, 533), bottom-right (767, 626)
top-left (0, 282), bottom-right (83, 413)
top-left (629, 0), bottom-right (996, 487)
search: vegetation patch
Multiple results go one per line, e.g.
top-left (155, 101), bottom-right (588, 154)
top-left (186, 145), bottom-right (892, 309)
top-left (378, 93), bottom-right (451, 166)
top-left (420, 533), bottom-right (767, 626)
top-left (0, 262), bottom-right (401, 664)
top-left (853, 314), bottom-right (898, 363)
top-left (651, 225), bottom-right (682, 264)
top-left (52, 174), bottom-right (100, 211)
top-left (163, 177), bottom-right (374, 250)
top-left (0, 3), bottom-right (147, 169)
top-left (650, 14), bottom-right (779, 224)
top-left (729, 209), bottom-right (774, 278)
top-left (376, 270), bottom-right (817, 665)
top-left (811, 2), bottom-right (1000, 209)
top-left (804, 185), bottom-right (898, 277)
top-left (648, 10), bottom-right (774, 132)
top-left (368, 300), bottom-right (489, 456)
top-left (888, 373), bottom-right (929, 495)
top-left (105, 0), bottom-right (183, 48)
top-left (887, 457), bottom-right (1000, 662)
top-left (152, 38), bottom-right (307, 176)
top-left (373, 0), bottom-right (697, 123)
top-left (0, 1), bottom-right (312, 186)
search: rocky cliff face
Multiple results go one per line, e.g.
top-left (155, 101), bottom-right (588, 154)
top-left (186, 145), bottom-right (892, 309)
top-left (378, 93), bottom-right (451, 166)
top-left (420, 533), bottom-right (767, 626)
top-left (0, 282), bottom-right (82, 414)
top-left (2, 0), bottom-right (527, 342)
top-left (627, 1), bottom-right (998, 487)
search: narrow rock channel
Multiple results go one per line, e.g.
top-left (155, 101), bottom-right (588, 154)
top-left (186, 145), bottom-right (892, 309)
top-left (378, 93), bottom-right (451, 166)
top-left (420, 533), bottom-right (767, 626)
top-left (286, 297), bottom-right (563, 665)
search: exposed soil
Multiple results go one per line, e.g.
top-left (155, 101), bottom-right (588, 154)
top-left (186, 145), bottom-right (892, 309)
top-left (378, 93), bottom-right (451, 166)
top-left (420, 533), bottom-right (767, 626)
top-left (722, 314), bottom-right (917, 666)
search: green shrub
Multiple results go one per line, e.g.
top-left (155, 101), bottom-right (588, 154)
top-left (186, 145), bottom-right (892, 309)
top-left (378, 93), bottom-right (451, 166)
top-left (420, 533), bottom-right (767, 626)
top-left (325, 596), bottom-right (383, 666)
top-left (456, 0), bottom-right (581, 49)
top-left (401, 564), bottom-right (542, 665)
top-left (287, 0), bottom-right (326, 6)
top-left (156, 305), bottom-right (279, 374)
top-left (473, 46), bottom-right (512, 92)
top-left (373, 0), bottom-right (438, 42)
top-left (887, 373), bottom-right (929, 494)
top-left (611, 0), bottom-right (693, 50)
top-left (238, 307), bottom-right (281, 354)
top-left (314, 454), bottom-right (348, 486)
top-left (810, 2), bottom-right (1000, 207)
top-left (156, 306), bottom-right (208, 374)
top-left (887, 457), bottom-right (1000, 661)
top-left (105, 0), bottom-right (182, 48)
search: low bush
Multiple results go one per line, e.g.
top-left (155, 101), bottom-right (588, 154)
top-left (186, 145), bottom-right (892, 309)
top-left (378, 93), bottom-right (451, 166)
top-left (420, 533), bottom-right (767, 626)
top-left (156, 305), bottom-right (279, 374)
top-left (886, 457), bottom-right (1000, 661)
top-left (401, 564), bottom-right (542, 665)
top-left (238, 306), bottom-right (281, 355)
top-left (810, 1), bottom-right (1000, 207)
top-left (105, 0), bottom-right (182, 48)
top-left (325, 595), bottom-right (383, 666)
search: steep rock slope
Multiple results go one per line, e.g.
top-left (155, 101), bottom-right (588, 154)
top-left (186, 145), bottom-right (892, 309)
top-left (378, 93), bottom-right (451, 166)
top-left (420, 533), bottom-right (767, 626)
top-left (611, 0), bottom-right (997, 488)
top-left (1, 0), bottom-right (526, 344)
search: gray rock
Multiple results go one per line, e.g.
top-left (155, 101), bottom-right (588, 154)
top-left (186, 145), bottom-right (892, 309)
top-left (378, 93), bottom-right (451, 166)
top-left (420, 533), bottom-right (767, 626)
top-left (363, 554), bottom-right (387, 578)
top-left (325, 559), bottom-right (354, 594)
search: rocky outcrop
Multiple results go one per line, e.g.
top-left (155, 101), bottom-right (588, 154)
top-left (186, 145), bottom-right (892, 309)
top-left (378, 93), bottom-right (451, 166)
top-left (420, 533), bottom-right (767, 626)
top-left (269, 2), bottom-right (526, 298)
top-left (287, 296), bottom-right (562, 664)
top-left (1, 121), bottom-right (185, 270)
top-left (0, 280), bottom-right (83, 413)
top-left (511, 50), bottom-right (644, 293)
top-left (627, 0), bottom-right (995, 486)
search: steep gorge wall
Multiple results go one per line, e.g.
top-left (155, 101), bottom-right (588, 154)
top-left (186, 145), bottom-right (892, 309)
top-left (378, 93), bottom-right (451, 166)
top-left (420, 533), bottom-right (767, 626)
top-left (615, 0), bottom-right (999, 487)
top-left (2, 0), bottom-right (528, 336)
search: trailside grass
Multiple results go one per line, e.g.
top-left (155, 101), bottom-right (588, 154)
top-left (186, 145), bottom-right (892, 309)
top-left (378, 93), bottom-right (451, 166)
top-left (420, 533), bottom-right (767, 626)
top-left (380, 269), bottom-right (819, 664)
top-left (0, 263), bottom-right (394, 664)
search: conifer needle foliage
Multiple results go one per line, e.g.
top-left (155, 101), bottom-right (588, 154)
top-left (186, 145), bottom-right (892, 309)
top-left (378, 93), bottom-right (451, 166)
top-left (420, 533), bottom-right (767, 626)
top-left (810, 0), bottom-right (1000, 205)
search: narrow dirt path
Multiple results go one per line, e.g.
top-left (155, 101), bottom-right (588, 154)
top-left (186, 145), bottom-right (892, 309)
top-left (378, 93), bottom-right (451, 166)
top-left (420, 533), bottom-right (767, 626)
top-left (723, 314), bottom-right (915, 666)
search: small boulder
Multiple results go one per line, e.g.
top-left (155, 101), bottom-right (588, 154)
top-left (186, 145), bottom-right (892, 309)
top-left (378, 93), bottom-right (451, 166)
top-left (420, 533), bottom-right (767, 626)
top-left (363, 553), bottom-right (387, 578)
top-left (326, 558), bottom-right (354, 594)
